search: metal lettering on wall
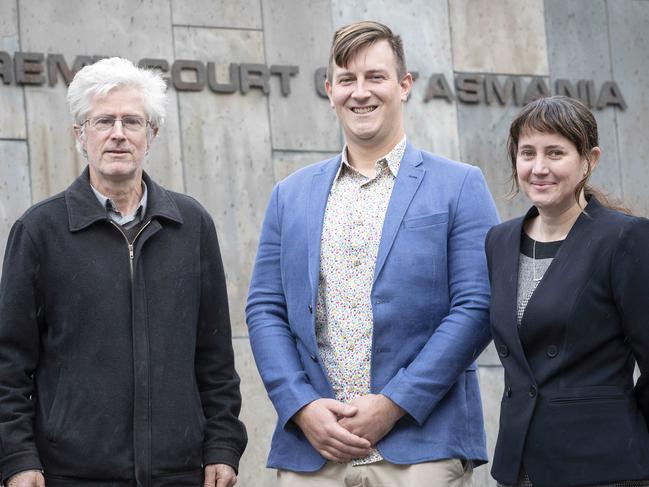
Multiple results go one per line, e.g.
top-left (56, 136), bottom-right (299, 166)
top-left (0, 52), bottom-right (626, 110)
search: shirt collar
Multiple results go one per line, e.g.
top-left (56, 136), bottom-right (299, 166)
top-left (338, 135), bottom-right (407, 180)
top-left (91, 181), bottom-right (148, 224)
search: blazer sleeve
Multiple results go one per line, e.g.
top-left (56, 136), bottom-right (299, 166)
top-left (380, 167), bottom-right (500, 424)
top-left (0, 221), bottom-right (43, 481)
top-left (612, 216), bottom-right (649, 427)
top-left (245, 184), bottom-right (321, 429)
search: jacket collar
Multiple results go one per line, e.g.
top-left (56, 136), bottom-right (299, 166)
top-left (65, 166), bottom-right (183, 232)
top-left (373, 142), bottom-right (424, 281)
top-left (306, 141), bottom-right (424, 298)
top-left (400, 140), bottom-right (424, 168)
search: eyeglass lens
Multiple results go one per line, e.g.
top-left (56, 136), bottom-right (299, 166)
top-left (90, 116), bottom-right (147, 131)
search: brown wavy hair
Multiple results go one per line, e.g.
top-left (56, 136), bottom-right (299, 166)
top-left (327, 21), bottom-right (407, 82)
top-left (507, 95), bottom-right (631, 214)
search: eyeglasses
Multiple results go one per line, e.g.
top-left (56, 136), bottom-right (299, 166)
top-left (82, 116), bottom-right (151, 132)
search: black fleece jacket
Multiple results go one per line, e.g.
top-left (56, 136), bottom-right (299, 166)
top-left (0, 168), bottom-right (247, 486)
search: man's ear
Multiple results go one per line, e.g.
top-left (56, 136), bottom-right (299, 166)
top-left (325, 79), bottom-right (335, 108)
top-left (73, 124), bottom-right (85, 149)
top-left (400, 73), bottom-right (414, 102)
top-left (146, 127), bottom-right (159, 148)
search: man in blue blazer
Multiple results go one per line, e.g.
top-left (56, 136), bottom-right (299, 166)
top-left (246, 21), bottom-right (499, 486)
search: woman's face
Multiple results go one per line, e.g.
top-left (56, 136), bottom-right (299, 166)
top-left (516, 129), bottom-right (595, 215)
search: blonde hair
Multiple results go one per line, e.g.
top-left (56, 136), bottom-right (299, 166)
top-left (327, 21), bottom-right (406, 82)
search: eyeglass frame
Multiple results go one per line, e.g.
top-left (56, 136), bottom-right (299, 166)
top-left (81, 116), bottom-right (153, 132)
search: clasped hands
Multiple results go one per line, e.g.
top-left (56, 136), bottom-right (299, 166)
top-left (293, 394), bottom-right (405, 462)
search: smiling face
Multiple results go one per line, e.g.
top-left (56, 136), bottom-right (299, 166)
top-left (516, 129), bottom-right (600, 216)
top-left (325, 39), bottom-right (412, 153)
top-left (75, 86), bottom-right (156, 187)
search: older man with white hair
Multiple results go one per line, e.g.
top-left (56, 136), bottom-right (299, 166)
top-left (0, 57), bottom-right (247, 487)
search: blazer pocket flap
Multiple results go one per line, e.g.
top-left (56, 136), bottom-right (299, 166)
top-left (403, 212), bottom-right (448, 229)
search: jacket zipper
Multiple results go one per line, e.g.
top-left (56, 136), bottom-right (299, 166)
top-left (109, 220), bottom-right (152, 278)
top-left (108, 219), bottom-right (155, 487)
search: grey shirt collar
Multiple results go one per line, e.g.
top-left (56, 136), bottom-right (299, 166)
top-left (91, 181), bottom-right (148, 228)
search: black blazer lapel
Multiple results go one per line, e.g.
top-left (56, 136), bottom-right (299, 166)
top-left (490, 215), bottom-right (535, 379)
top-left (518, 200), bottom-right (600, 342)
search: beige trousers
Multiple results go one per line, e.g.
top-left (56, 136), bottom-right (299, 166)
top-left (277, 459), bottom-right (473, 487)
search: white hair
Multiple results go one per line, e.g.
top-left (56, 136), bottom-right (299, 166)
top-left (67, 57), bottom-right (167, 129)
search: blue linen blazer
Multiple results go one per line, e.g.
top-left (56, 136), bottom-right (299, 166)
top-left (246, 142), bottom-right (499, 471)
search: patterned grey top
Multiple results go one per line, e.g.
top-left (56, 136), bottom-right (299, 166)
top-left (516, 232), bottom-right (561, 327)
top-left (316, 136), bottom-right (406, 465)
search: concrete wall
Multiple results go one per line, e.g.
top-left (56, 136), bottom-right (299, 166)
top-left (1, 1), bottom-right (647, 485)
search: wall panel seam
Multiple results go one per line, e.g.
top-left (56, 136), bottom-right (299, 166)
top-left (170, 24), bottom-right (263, 32)
top-left (259, 0), bottom-right (276, 182)
top-left (170, 5), bottom-right (188, 195)
top-left (15, 0), bottom-right (33, 206)
top-left (605, 0), bottom-right (625, 199)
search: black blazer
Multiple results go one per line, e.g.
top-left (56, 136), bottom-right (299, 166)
top-left (486, 197), bottom-right (649, 487)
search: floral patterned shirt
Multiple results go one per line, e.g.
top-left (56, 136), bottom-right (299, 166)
top-left (315, 137), bottom-right (406, 465)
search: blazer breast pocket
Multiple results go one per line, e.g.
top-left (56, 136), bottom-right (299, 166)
top-left (403, 211), bottom-right (448, 229)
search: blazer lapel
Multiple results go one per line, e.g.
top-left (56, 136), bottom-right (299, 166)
top-left (307, 157), bottom-right (341, 303)
top-left (496, 215), bottom-right (536, 376)
top-left (504, 200), bottom-right (600, 378)
top-left (373, 144), bottom-right (424, 282)
top-left (520, 198), bottom-right (600, 327)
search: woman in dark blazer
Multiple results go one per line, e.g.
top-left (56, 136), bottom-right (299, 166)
top-left (486, 96), bottom-right (649, 487)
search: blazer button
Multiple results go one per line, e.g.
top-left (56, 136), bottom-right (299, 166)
top-left (310, 354), bottom-right (318, 363)
top-left (546, 345), bottom-right (558, 358)
top-left (529, 385), bottom-right (537, 398)
top-left (505, 387), bottom-right (512, 398)
top-left (308, 304), bottom-right (313, 314)
top-left (498, 345), bottom-right (509, 358)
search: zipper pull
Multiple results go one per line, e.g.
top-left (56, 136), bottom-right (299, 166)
top-left (129, 243), bottom-right (134, 261)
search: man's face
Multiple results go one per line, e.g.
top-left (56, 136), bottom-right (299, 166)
top-left (75, 87), bottom-right (156, 185)
top-left (325, 40), bottom-right (412, 149)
